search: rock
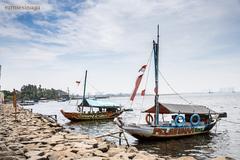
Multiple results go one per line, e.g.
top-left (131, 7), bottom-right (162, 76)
top-left (0, 143), bottom-right (8, 151)
top-left (25, 150), bottom-right (45, 158)
top-left (0, 156), bottom-right (20, 160)
top-left (93, 149), bottom-right (109, 157)
top-left (133, 152), bottom-right (156, 160)
top-left (77, 148), bottom-right (94, 156)
top-left (80, 157), bottom-right (103, 160)
top-left (98, 142), bottom-right (110, 152)
top-left (8, 144), bottom-right (24, 151)
top-left (112, 152), bottom-right (132, 160)
top-left (107, 147), bottom-right (125, 157)
top-left (175, 156), bottom-right (197, 160)
top-left (52, 144), bottom-right (66, 151)
top-left (211, 156), bottom-right (235, 160)
top-left (127, 146), bottom-right (138, 153)
top-left (27, 155), bottom-right (47, 160)
top-left (82, 139), bottom-right (98, 148)
top-left (0, 151), bottom-right (16, 157)
top-left (72, 142), bottom-right (93, 149)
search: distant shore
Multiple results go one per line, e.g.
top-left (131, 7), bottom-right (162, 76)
top-left (0, 104), bottom-right (232, 160)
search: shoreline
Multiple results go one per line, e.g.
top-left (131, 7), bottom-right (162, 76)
top-left (0, 104), bottom-right (231, 160)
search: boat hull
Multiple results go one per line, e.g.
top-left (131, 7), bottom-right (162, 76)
top-left (61, 109), bottom-right (123, 122)
top-left (119, 120), bottom-right (217, 140)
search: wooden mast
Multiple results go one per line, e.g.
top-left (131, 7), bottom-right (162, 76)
top-left (154, 25), bottom-right (160, 126)
top-left (83, 70), bottom-right (88, 101)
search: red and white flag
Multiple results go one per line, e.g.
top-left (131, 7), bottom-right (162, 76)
top-left (138, 65), bottom-right (147, 73)
top-left (130, 74), bottom-right (143, 101)
top-left (76, 81), bottom-right (80, 86)
top-left (141, 89), bottom-right (146, 96)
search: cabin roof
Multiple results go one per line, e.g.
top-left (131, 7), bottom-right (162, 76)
top-left (143, 103), bottom-right (216, 114)
top-left (80, 99), bottom-right (121, 108)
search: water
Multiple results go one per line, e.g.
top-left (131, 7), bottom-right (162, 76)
top-left (24, 93), bottom-right (240, 159)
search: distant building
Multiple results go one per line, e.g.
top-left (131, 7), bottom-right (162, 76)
top-left (0, 92), bottom-right (4, 104)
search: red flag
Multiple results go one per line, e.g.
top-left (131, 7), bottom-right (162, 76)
top-left (130, 74), bottom-right (143, 101)
top-left (76, 81), bottom-right (80, 86)
top-left (138, 65), bottom-right (147, 73)
top-left (141, 89), bottom-right (146, 96)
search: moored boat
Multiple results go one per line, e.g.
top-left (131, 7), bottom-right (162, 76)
top-left (114, 25), bottom-right (227, 140)
top-left (61, 70), bottom-right (124, 121)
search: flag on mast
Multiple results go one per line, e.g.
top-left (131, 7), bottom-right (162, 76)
top-left (76, 81), bottom-right (80, 86)
top-left (130, 64), bottom-right (148, 101)
top-left (130, 74), bottom-right (143, 101)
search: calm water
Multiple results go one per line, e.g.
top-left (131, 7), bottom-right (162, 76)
top-left (25, 93), bottom-right (240, 159)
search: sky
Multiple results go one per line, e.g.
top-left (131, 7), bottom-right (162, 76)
top-left (0, 0), bottom-right (240, 95)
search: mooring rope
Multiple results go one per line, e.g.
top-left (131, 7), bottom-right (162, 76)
top-left (158, 70), bottom-right (192, 104)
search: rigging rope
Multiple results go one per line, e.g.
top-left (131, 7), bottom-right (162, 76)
top-left (158, 70), bottom-right (192, 104)
top-left (137, 49), bottom-right (153, 124)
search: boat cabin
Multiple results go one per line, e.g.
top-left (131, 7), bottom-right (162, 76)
top-left (143, 103), bottom-right (227, 127)
top-left (78, 98), bottom-right (122, 113)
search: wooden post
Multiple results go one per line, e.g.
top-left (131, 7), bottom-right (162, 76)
top-left (119, 132), bottom-right (122, 145)
top-left (13, 89), bottom-right (17, 121)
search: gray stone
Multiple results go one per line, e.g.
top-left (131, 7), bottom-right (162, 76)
top-left (107, 147), bottom-right (125, 157)
top-left (27, 156), bottom-right (47, 160)
top-left (127, 146), bottom-right (138, 153)
top-left (0, 156), bottom-right (20, 160)
top-left (98, 142), bottom-right (109, 152)
top-left (0, 143), bottom-right (8, 151)
top-left (25, 151), bottom-right (44, 158)
top-left (0, 151), bottom-right (16, 157)
top-left (93, 149), bottom-right (109, 157)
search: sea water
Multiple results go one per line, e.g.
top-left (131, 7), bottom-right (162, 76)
top-left (26, 93), bottom-right (240, 159)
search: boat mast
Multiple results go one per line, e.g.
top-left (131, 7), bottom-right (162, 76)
top-left (83, 70), bottom-right (88, 101)
top-left (154, 25), bottom-right (160, 126)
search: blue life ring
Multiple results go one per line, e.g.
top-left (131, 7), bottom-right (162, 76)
top-left (175, 115), bottom-right (185, 127)
top-left (190, 114), bottom-right (200, 126)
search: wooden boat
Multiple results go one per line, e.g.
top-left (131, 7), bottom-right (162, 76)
top-left (61, 71), bottom-right (123, 121)
top-left (114, 25), bottom-right (227, 140)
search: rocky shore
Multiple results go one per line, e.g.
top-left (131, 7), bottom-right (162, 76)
top-left (0, 104), bottom-right (232, 160)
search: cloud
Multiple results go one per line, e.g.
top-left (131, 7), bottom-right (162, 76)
top-left (0, 0), bottom-right (240, 93)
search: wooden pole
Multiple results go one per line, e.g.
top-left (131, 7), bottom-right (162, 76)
top-left (13, 89), bottom-right (17, 121)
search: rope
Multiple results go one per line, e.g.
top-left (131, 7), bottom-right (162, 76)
top-left (88, 81), bottom-right (102, 94)
top-left (137, 49), bottom-right (153, 124)
top-left (158, 70), bottom-right (192, 104)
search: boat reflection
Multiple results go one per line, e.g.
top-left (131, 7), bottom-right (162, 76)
top-left (133, 133), bottom-right (218, 159)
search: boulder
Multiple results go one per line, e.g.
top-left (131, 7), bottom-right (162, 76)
top-left (77, 148), bottom-right (94, 156)
top-left (0, 143), bottom-right (8, 151)
top-left (211, 156), bottom-right (235, 160)
top-left (133, 152), bottom-right (156, 160)
top-left (127, 146), bottom-right (138, 153)
top-left (107, 147), bottom-right (126, 157)
top-left (98, 142), bottom-right (110, 152)
top-left (25, 150), bottom-right (45, 158)
top-left (27, 155), bottom-right (47, 160)
top-left (72, 142), bottom-right (93, 149)
top-left (51, 144), bottom-right (66, 151)
top-left (175, 156), bottom-right (197, 160)
top-left (93, 149), bottom-right (109, 157)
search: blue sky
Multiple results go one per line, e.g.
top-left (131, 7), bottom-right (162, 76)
top-left (0, 0), bottom-right (240, 94)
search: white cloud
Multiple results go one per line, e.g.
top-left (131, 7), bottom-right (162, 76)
top-left (0, 0), bottom-right (240, 93)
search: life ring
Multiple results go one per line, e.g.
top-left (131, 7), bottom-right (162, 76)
top-left (145, 114), bottom-right (154, 125)
top-left (175, 115), bottom-right (185, 127)
top-left (190, 114), bottom-right (200, 126)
